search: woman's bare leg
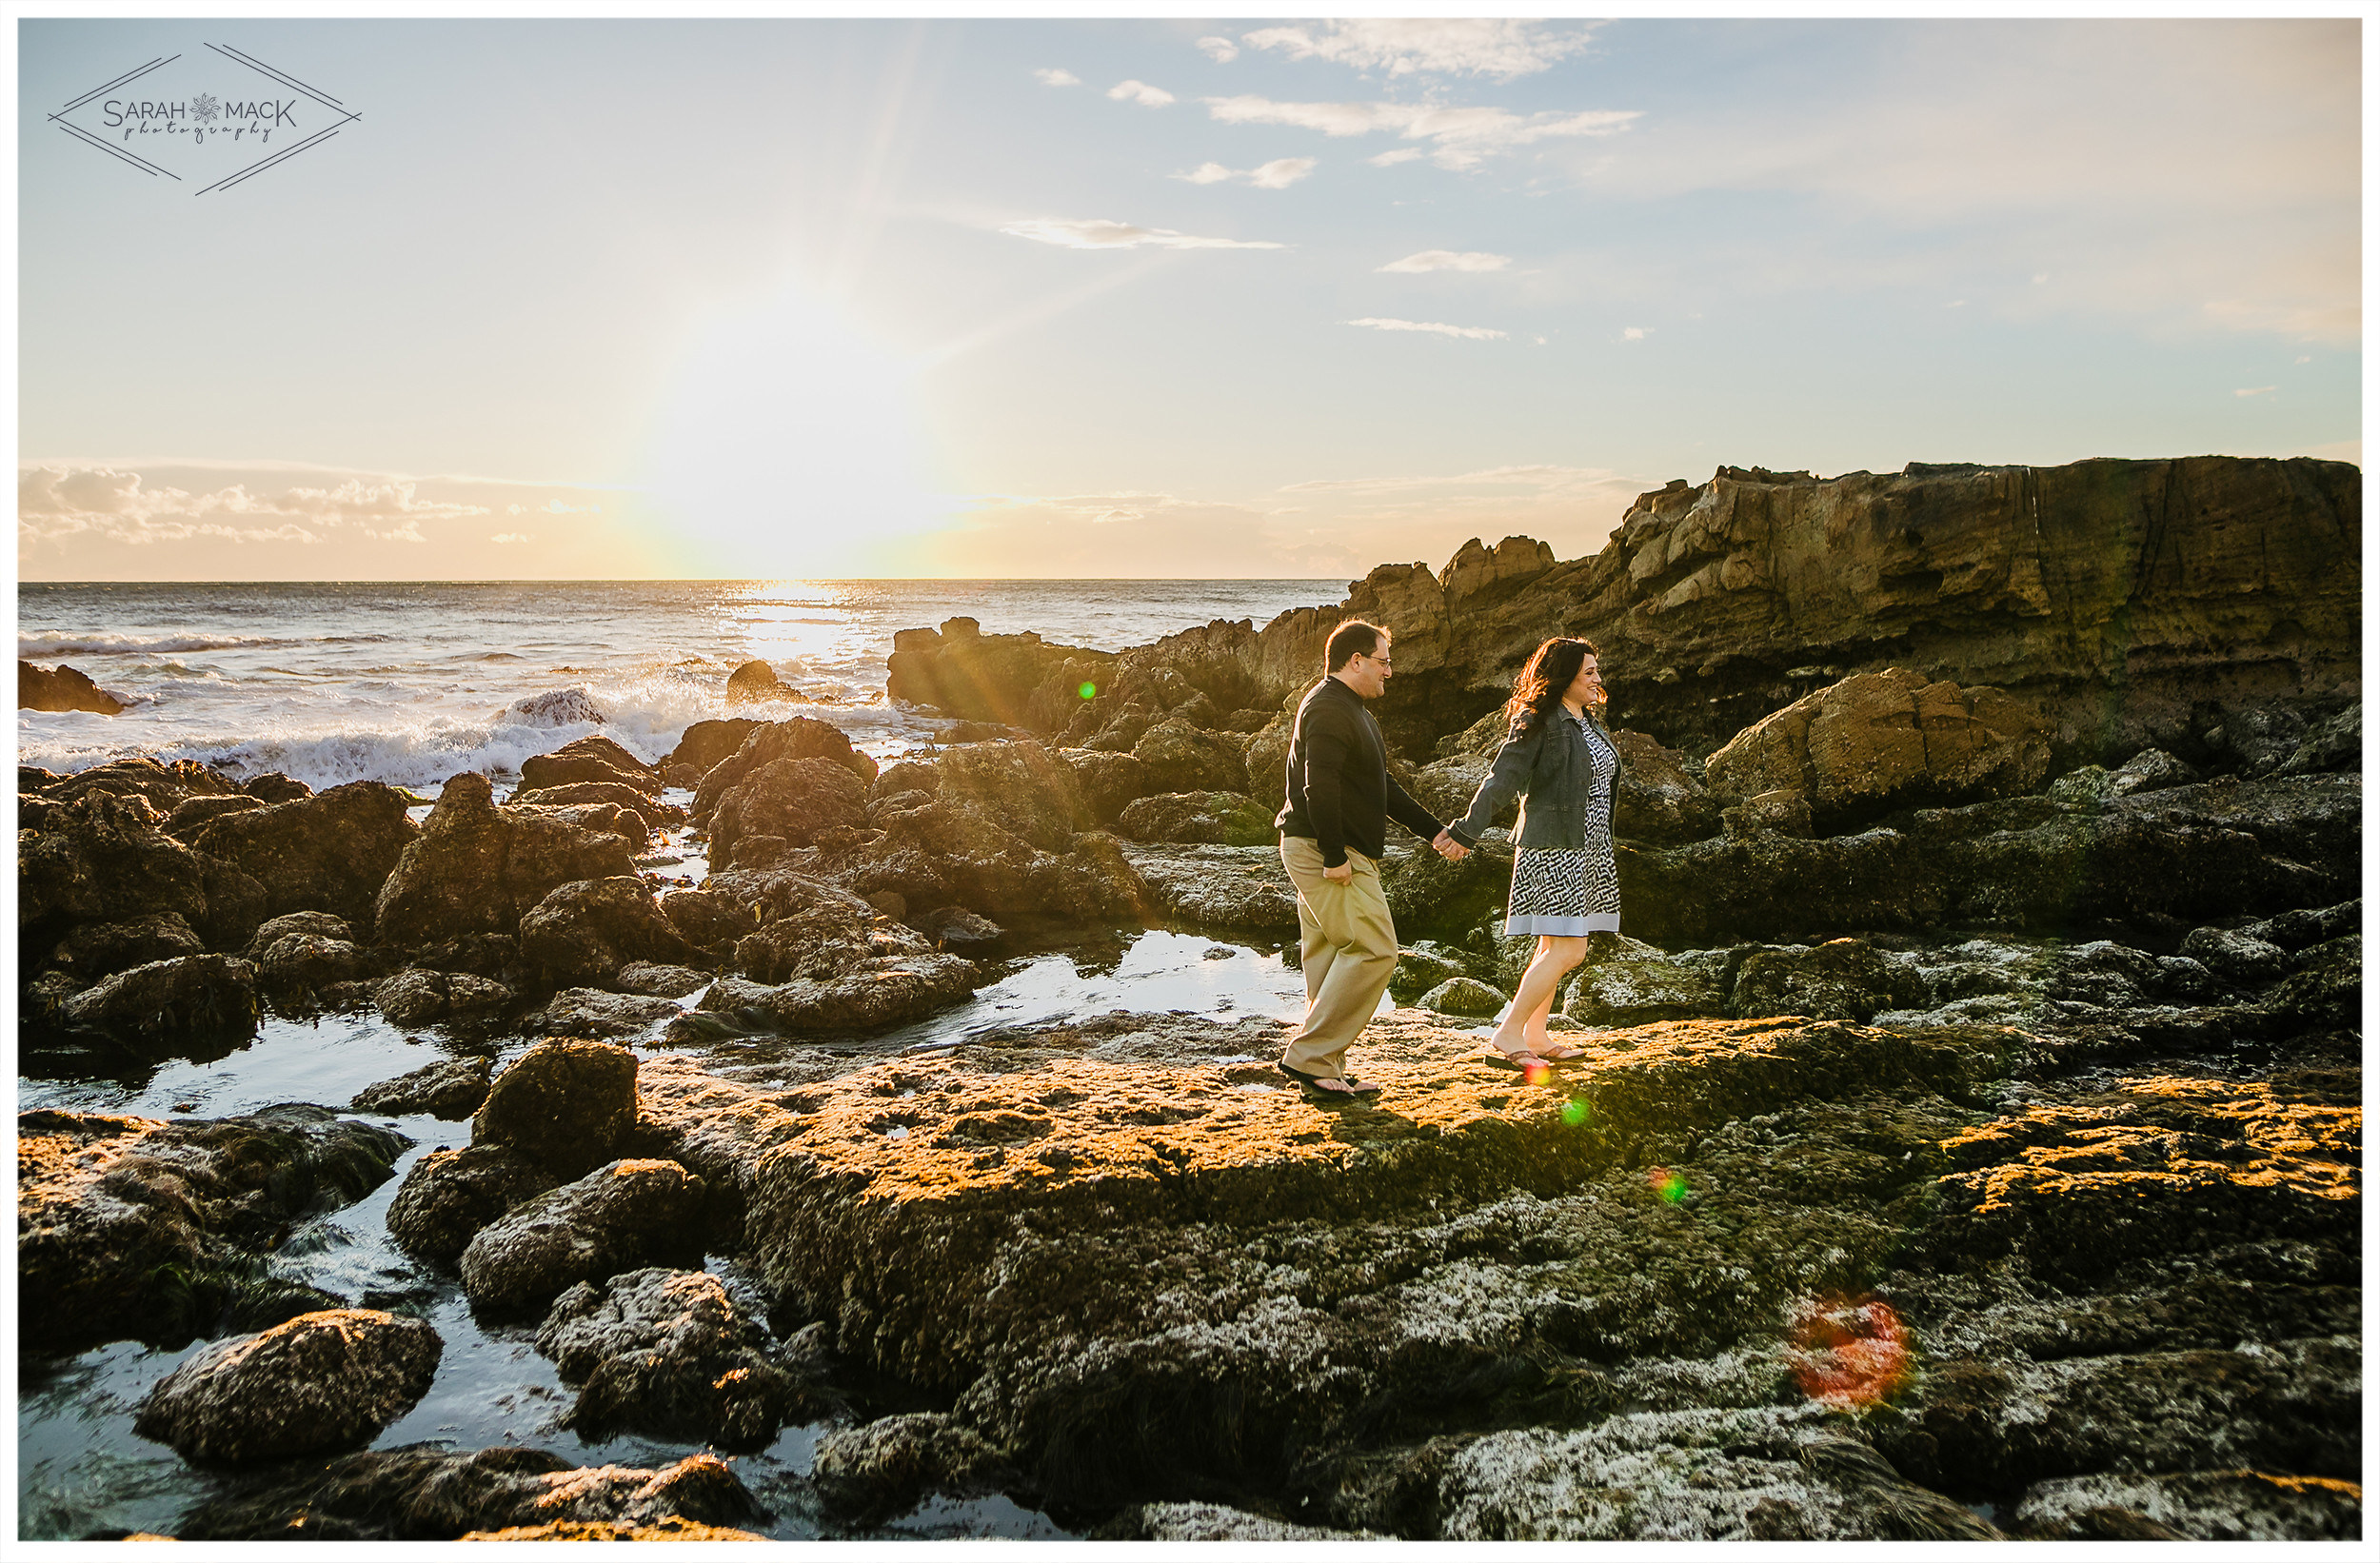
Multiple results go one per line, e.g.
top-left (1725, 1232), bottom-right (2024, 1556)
top-left (1491, 936), bottom-right (1589, 1054)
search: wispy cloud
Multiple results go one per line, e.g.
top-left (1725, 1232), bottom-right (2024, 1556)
top-left (1033, 68), bottom-right (1080, 88)
top-left (1370, 148), bottom-right (1424, 167)
top-left (489, 531), bottom-right (532, 544)
top-left (1174, 157), bottom-right (1317, 189)
top-left (1197, 36), bottom-right (1239, 64)
top-left (1378, 249), bottom-right (1510, 273)
top-left (2234, 386), bottom-right (2277, 398)
top-left (1002, 217), bottom-right (1286, 251)
top-left (1239, 20), bottom-right (1599, 80)
top-left (1203, 95), bottom-right (1638, 169)
top-left (1621, 326), bottom-right (1652, 341)
top-left (15, 465), bottom-right (492, 546)
top-left (1107, 79), bottom-right (1175, 107)
top-left (1347, 317), bottom-right (1507, 341)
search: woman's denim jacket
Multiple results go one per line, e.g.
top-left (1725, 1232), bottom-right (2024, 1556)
top-left (1444, 710), bottom-right (1618, 851)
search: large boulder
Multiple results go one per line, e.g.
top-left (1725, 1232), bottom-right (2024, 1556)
top-left (692, 719), bottom-right (877, 823)
top-left (730, 880), bottom-right (926, 984)
top-left (18, 1104), bottom-right (409, 1355)
top-left (933, 739), bottom-right (1090, 849)
top-left (1705, 668), bottom-right (2051, 825)
top-left (714, 954), bottom-right (982, 1035)
top-left (188, 781), bottom-right (419, 937)
top-left (665, 718), bottom-right (766, 779)
top-left (1117, 790), bottom-right (1276, 847)
top-left (351, 1057), bottom-right (495, 1119)
top-left (724, 659), bottom-right (798, 704)
top-left (510, 781), bottom-right (687, 826)
top-left (705, 757), bottom-right (869, 868)
top-left (518, 735), bottom-right (661, 797)
top-left (372, 773), bottom-right (641, 944)
top-left (887, 617), bottom-right (1114, 726)
top-left (387, 1144), bottom-right (560, 1269)
top-left (1731, 939), bottom-right (1926, 1022)
top-left (19, 794), bottom-right (213, 949)
top-left (1058, 747), bottom-right (1150, 824)
top-left (472, 1038), bottom-right (641, 1179)
top-left (132, 1309), bottom-right (443, 1463)
top-left (525, 988), bottom-right (686, 1039)
top-left (458, 1158), bottom-right (708, 1316)
top-left (26, 756), bottom-right (240, 811)
top-left (535, 1268), bottom-right (819, 1448)
top-left (1133, 718), bottom-right (1249, 797)
top-left (516, 878), bottom-right (698, 986)
top-left (43, 912), bottom-right (206, 983)
top-left (56, 955), bottom-right (258, 1052)
top-left (373, 968), bottom-right (514, 1027)
top-left (19, 660), bottom-right (124, 714)
top-left (162, 793), bottom-right (265, 841)
top-left (1610, 729), bottom-right (1721, 843)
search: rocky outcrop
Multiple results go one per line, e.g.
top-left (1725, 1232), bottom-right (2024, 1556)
top-left (517, 735), bottom-right (661, 796)
top-left (172, 1447), bottom-right (761, 1541)
top-left (188, 782), bottom-right (419, 936)
top-left (534, 1267), bottom-right (821, 1448)
top-left (526, 987), bottom-right (685, 1039)
top-left (162, 793), bottom-right (263, 841)
top-left (372, 773), bottom-right (642, 944)
top-left (885, 459), bottom-right (2359, 772)
top-left (692, 718), bottom-right (879, 824)
top-left (19, 660), bottom-right (124, 714)
top-left (132, 1309), bottom-right (443, 1462)
top-left (1704, 669), bottom-right (2051, 825)
top-left (515, 877), bottom-right (697, 986)
top-left (705, 757), bottom-right (869, 868)
top-left (40, 911), bottom-right (205, 985)
top-left (18, 1104), bottom-right (409, 1355)
top-left (458, 1157), bottom-right (708, 1316)
top-left (510, 780), bottom-right (688, 826)
top-left (472, 1039), bottom-right (640, 1179)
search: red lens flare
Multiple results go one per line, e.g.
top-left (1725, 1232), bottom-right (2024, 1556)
top-left (1648, 1166), bottom-right (1688, 1203)
top-left (1790, 1294), bottom-right (1913, 1409)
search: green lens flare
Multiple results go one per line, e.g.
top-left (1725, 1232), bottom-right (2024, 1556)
top-left (1559, 1098), bottom-right (1591, 1126)
top-left (1078, 682), bottom-right (1098, 700)
top-left (1650, 1166), bottom-right (1689, 1203)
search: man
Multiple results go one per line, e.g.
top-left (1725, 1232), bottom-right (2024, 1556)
top-left (1275, 619), bottom-right (1469, 1097)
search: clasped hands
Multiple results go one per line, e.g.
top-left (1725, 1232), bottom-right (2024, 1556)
top-left (1431, 828), bottom-right (1470, 861)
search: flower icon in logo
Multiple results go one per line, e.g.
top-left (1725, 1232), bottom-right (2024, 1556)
top-left (190, 92), bottom-right (221, 124)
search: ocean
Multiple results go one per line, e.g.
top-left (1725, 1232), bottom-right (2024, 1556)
top-left (16, 579), bottom-right (1348, 787)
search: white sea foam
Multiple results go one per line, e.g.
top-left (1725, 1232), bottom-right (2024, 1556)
top-left (20, 632), bottom-right (301, 657)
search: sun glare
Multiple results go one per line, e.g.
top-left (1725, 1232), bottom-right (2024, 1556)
top-left (648, 287), bottom-right (952, 576)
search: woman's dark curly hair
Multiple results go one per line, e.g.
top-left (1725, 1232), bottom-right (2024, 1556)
top-left (1501, 636), bottom-right (1601, 731)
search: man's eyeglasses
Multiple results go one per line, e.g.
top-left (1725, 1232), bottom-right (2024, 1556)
top-left (1362, 653), bottom-right (1394, 667)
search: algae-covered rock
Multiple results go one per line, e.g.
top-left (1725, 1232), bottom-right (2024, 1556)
top-left (133, 1309), bottom-right (443, 1462)
top-left (19, 1105), bottom-right (409, 1355)
top-left (55, 954), bottom-right (258, 1053)
top-left (534, 1267), bottom-right (818, 1449)
top-left (189, 781), bottom-right (419, 937)
top-left (374, 968), bottom-right (513, 1027)
top-left (351, 1057), bottom-right (495, 1120)
top-left (173, 1446), bottom-right (760, 1541)
top-left (373, 773), bottom-right (641, 944)
top-left (1418, 977), bottom-right (1506, 1017)
top-left (516, 876), bottom-right (695, 985)
top-left (387, 1143), bottom-right (558, 1269)
top-left (1117, 789), bottom-right (1276, 847)
top-left (458, 1158), bottom-right (707, 1316)
top-left (471, 1038), bottom-right (640, 1179)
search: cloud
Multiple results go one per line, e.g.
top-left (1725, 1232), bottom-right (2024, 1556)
top-left (15, 465), bottom-right (493, 548)
top-left (1001, 218), bottom-right (1285, 251)
top-left (1621, 326), bottom-right (1652, 341)
top-left (489, 531), bottom-right (532, 543)
top-left (1369, 148), bottom-right (1424, 167)
top-left (1203, 94), bottom-right (1638, 169)
top-left (1107, 80), bottom-right (1175, 107)
top-left (1175, 157), bottom-right (1317, 189)
top-left (1197, 36), bottom-right (1239, 64)
top-left (1347, 317), bottom-right (1508, 341)
top-left (2234, 386), bottom-right (2277, 398)
top-left (1033, 68), bottom-right (1080, 88)
top-left (1378, 249), bottom-right (1511, 273)
top-left (1239, 20), bottom-right (1599, 80)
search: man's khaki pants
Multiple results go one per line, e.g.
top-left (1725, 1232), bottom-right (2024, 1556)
top-left (1279, 836), bottom-right (1399, 1078)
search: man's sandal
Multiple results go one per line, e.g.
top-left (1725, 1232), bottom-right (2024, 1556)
top-left (1279, 1063), bottom-right (1381, 1097)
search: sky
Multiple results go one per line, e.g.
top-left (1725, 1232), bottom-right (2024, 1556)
top-left (13, 13), bottom-right (2364, 581)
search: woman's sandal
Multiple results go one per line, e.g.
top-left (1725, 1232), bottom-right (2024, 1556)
top-left (1529, 1043), bottom-right (1588, 1062)
top-left (1482, 1039), bottom-right (1536, 1070)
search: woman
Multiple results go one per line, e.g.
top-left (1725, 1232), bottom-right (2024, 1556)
top-left (1445, 637), bottom-right (1620, 1064)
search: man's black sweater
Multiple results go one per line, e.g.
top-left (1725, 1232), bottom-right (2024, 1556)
top-left (1276, 675), bottom-right (1444, 867)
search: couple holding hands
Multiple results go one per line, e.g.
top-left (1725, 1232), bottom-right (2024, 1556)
top-left (1275, 620), bottom-right (1621, 1098)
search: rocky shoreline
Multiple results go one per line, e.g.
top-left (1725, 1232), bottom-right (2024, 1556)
top-left (17, 455), bottom-right (2363, 1540)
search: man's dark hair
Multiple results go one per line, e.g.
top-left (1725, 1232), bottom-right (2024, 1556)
top-left (1325, 619), bottom-right (1385, 672)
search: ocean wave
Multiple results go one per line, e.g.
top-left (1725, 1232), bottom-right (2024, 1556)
top-left (19, 632), bottom-right (296, 658)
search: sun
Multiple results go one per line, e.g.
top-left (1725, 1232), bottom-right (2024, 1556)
top-left (646, 286), bottom-right (951, 577)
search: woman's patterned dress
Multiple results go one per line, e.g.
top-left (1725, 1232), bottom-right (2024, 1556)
top-left (1503, 713), bottom-right (1621, 936)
